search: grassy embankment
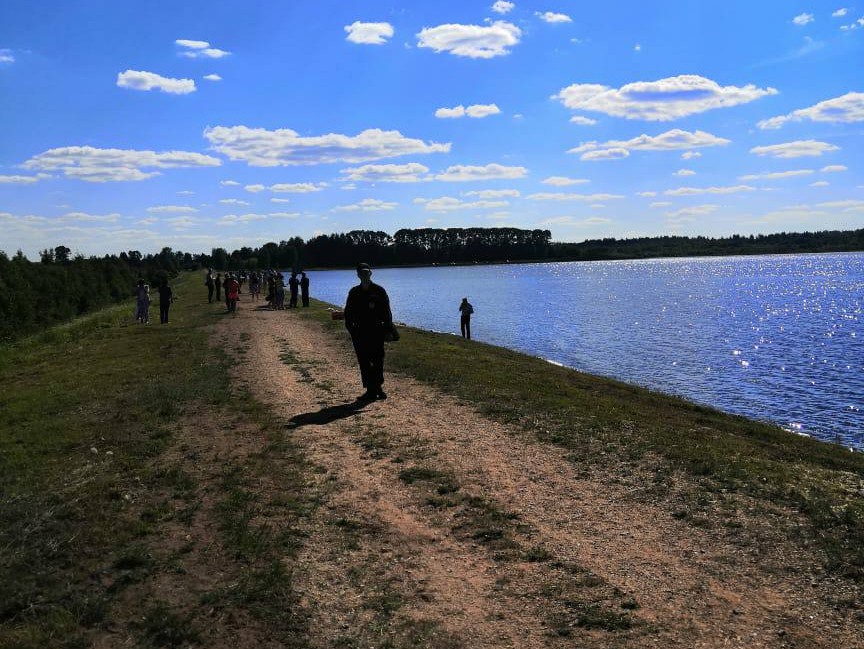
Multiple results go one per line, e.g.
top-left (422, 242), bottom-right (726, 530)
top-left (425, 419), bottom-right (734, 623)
top-left (1, 277), bottom-right (862, 647)
top-left (297, 300), bottom-right (864, 583)
top-left (0, 273), bottom-right (313, 648)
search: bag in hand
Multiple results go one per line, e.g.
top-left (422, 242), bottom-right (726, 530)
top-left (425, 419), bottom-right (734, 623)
top-left (383, 323), bottom-right (400, 342)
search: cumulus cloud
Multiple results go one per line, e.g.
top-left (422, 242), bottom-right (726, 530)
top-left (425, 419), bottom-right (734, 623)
top-left (146, 205), bottom-right (198, 213)
top-left (674, 169), bottom-right (696, 176)
top-left (434, 163), bottom-right (528, 182)
top-left (738, 169), bottom-right (814, 180)
top-left (537, 11), bottom-right (572, 23)
top-left (664, 185), bottom-right (756, 196)
top-left (271, 198), bottom-right (292, 203)
top-left (637, 191), bottom-right (657, 197)
top-left (342, 163), bottom-right (431, 183)
top-left (833, 8), bottom-right (848, 17)
top-left (570, 116), bottom-right (597, 125)
top-left (568, 128), bottom-right (730, 160)
top-left (219, 198), bottom-right (250, 205)
top-left (117, 70), bottom-right (196, 94)
top-left (757, 92), bottom-right (864, 129)
top-left (0, 49), bottom-right (14, 64)
top-left (175, 39), bottom-right (231, 58)
top-left (414, 197), bottom-right (508, 212)
top-left (417, 21), bottom-right (521, 58)
top-left (333, 198), bottom-right (398, 212)
top-left (681, 151), bottom-right (702, 160)
top-left (345, 21), bottom-right (394, 45)
top-left (203, 74), bottom-right (222, 81)
top-left (666, 204), bottom-right (719, 217)
top-left (650, 201), bottom-right (672, 208)
top-left (750, 140), bottom-right (840, 158)
top-left (204, 125), bottom-right (450, 166)
top-left (491, 1), bottom-right (515, 14)
top-left (271, 182), bottom-right (326, 193)
top-left (0, 174), bottom-right (41, 184)
top-left (220, 180), bottom-right (240, 186)
top-left (542, 176), bottom-right (590, 186)
top-left (792, 13), bottom-right (814, 26)
top-left (463, 189), bottom-right (520, 198)
top-left (22, 146), bottom-right (220, 182)
top-left (821, 164), bottom-right (847, 173)
top-left (810, 181), bottom-right (830, 187)
top-left (62, 211), bottom-right (121, 223)
top-left (435, 104), bottom-right (501, 118)
top-left (554, 74), bottom-right (776, 121)
top-left (817, 200), bottom-right (864, 211)
top-left (526, 192), bottom-right (625, 201)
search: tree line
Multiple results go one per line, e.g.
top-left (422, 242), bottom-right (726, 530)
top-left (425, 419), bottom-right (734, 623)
top-left (2, 227), bottom-right (862, 341)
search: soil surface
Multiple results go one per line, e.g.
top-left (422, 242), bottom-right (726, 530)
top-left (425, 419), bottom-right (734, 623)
top-left (198, 305), bottom-right (863, 648)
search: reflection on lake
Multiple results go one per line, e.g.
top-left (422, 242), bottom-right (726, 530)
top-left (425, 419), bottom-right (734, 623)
top-left (304, 253), bottom-right (863, 449)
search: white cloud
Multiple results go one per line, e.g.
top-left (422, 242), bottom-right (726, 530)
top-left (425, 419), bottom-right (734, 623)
top-left (554, 74), bottom-right (776, 121)
top-left (435, 104), bottom-right (501, 118)
top-left (758, 92), bottom-right (864, 129)
top-left (537, 216), bottom-right (611, 227)
top-left (176, 190), bottom-right (195, 195)
top-left (581, 148), bottom-right (630, 161)
top-left (569, 128), bottom-right (730, 160)
top-left (821, 164), bottom-right (847, 173)
top-left (414, 197), bottom-right (508, 212)
top-left (840, 16), bottom-right (864, 30)
top-left (0, 174), bottom-right (40, 184)
top-left (463, 189), bottom-right (520, 198)
top-left (22, 146), bottom-right (220, 182)
top-left (526, 192), bottom-right (624, 201)
top-left (792, 13), bottom-right (814, 26)
top-left (817, 200), bottom-right (864, 211)
top-left (417, 21), bottom-right (521, 58)
top-left (537, 11), bottom-right (572, 23)
top-left (637, 191), bottom-right (657, 197)
top-left (664, 185), bottom-right (756, 196)
top-left (203, 73), bottom-right (222, 81)
top-left (666, 204), bottom-right (720, 217)
top-left (491, 1), bottom-right (515, 14)
top-left (244, 184), bottom-right (266, 193)
top-left (634, 43), bottom-right (642, 52)
top-left (833, 8), bottom-right (848, 17)
top-left (345, 22), bottom-right (394, 45)
top-left (63, 211), bottom-right (121, 223)
top-left (220, 180), bottom-right (240, 186)
top-left (542, 176), bottom-right (590, 186)
top-left (342, 162), bottom-right (431, 183)
top-left (219, 198), bottom-right (250, 205)
top-left (681, 151), bottom-right (702, 160)
top-left (204, 125), bottom-right (450, 166)
top-left (271, 198), bottom-right (292, 203)
top-left (738, 169), bottom-right (814, 180)
top-left (650, 201), bottom-right (672, 208)
top-left (435, 163), bottom-right (527, 182)
top-left (116, 70), bottom-right (196, 94)
top-left (271, 182), bottom-right (326, 193)
top-left (333, 198), bottom-right (398, 212)
top-left (569, 116), bottom-right (597, 125)
top-left (0, 49), bottom-right (14, 64)
top-left (175, 39), bottom-right (230, 59)
top-left (674, 169), bottom-right (696, 176)
top-left (146, 205), bottom-right (198, 213)
top-left (810, 181), bottom-right (830, 187)
top-left (750, 140), bottom-right (840, 158)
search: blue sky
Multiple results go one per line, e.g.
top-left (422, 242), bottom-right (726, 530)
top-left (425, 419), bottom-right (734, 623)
top-left (1, 0), bottom-right (862, 258)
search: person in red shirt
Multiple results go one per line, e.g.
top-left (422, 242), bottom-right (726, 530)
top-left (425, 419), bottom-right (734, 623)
top-left (225, 274), bottom-right (240, 313)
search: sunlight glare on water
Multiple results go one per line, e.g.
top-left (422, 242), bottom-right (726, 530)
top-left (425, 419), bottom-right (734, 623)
top-left (306, 253), bottom-right (864, 449)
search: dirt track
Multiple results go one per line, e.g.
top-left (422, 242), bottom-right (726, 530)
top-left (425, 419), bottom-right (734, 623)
top-left (210, 304), bottom-right (863, 648)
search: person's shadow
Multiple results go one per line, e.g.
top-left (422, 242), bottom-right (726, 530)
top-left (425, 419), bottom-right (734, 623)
top-left (287, 400), bottom-right (369, 429)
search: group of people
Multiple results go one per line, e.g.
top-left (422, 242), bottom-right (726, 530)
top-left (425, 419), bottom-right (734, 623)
top-left (134, 278), bottom-right (174, 325)
top-left (204, 269), bottom-right (311, 313)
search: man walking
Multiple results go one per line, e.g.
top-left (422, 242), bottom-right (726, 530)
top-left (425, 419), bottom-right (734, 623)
top-left (344, 263), bottom-right (392, 401)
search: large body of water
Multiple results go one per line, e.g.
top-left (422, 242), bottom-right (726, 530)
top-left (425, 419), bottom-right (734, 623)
top-left (301, 253), bottom-right (863, 449)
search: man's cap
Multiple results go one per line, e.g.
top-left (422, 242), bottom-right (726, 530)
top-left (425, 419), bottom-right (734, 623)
top-left (357, 262), bottom-right (371, 272)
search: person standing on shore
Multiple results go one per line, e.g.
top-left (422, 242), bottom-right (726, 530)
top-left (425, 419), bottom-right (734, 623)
top-left (288, 272), bottom-right (299, 308)
top-left (158, 279), bottom-right (174, 324)
top-left (300, 271), bottom-right (310, 307)
top-left (459, 297), bottom-right (474, 340)
top-left (205, 269), bottom-right (215, 303)
top-left (344, 262), bottom-right (392, 401)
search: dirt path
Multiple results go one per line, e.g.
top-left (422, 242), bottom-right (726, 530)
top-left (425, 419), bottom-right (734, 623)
top-left (213, 305), bottom-right (863, 649)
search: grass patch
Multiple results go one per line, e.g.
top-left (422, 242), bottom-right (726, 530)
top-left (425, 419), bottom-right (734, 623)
top-left (291, 299), bottom-right (864, 579)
